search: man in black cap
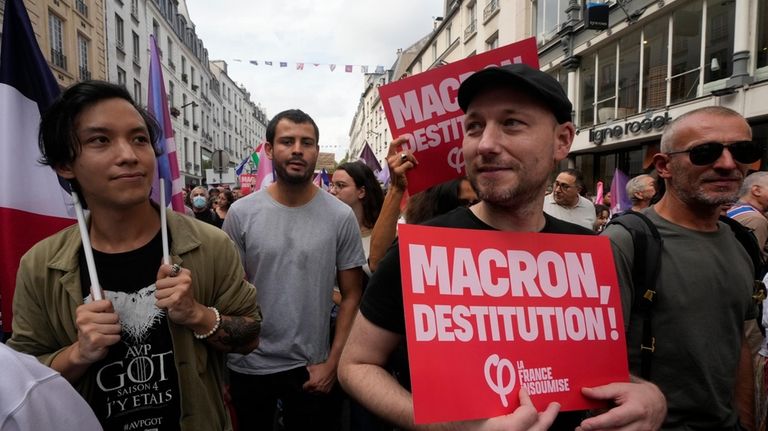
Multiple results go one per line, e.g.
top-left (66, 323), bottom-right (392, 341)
top-left (338, 64), bottom-right (666, 430)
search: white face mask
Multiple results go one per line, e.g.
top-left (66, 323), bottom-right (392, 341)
top-left (192, 195), bottom-right (207, 209)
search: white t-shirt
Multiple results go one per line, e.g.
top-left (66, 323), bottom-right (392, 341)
top-left (0, 343), bottom-right (102, 431)
top-left (543, 194), bottom-right (596, 230)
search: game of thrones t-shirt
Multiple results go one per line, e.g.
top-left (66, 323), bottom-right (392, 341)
top-left (79, 231), bottom-right (181, 431)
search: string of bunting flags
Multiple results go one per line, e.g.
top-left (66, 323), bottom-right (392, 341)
top-left (233, 59), bottom-right (387, 74)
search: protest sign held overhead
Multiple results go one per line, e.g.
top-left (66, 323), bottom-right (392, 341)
top-left (398, 224), bottom-right (629, 424)
top-left (378, 38), bottom-right (538, 195)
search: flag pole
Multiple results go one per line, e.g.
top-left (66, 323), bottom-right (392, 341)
top-left (160, 180), bottom-right (171, 265)
top-left (70, 191), bottom-right (103, 301)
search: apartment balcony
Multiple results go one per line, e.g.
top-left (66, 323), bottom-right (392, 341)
top-left (483, 0), bottom-right (499, 23)
top-left (464, 21), bottom-right (477, 41)
top-left (51, 49), bottom-right (67, 69)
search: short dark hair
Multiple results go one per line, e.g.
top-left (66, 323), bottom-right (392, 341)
top-left (336, 161), bottom-right (384, 229)
top-left (266, 109), bottom-right (319, 145)
top-left (38, 80), bottom-right (161, 169)
top-left (38, 81), bottom-right (160, 209)
top-left (406, 178), bottom-right (466, 224)
top-left (559, 168), bottom-right (585, 191)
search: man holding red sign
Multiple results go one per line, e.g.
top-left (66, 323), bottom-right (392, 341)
top-left (339, 64), bottom-right (666, 430)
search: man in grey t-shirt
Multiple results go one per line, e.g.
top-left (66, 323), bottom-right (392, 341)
top-left (604, 106), bottom-right (759, 430)
top-left (223, 109), bottom-right (365, 431)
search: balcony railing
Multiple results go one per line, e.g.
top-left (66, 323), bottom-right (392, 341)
top-left (76, 0), bottom-right (88, 17)
top-left (483, 0), bottom-right (499, 22)
top-left (79, 67), bottom-right (91, 81)
top-left (464, 20), bottom-right (477, 40)
top-left (51, 49), bottom-right (67, 69)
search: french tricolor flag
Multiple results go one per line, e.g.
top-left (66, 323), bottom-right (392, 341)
top-left (0, 0), bottom-right (76, 333)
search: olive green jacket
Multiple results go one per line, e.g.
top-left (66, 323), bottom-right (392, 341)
top-left (8, 209), bottom-right (261, 431)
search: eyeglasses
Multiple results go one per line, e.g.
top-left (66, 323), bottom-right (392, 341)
top-left (665, 141), bottom-right (764, 166)
top-left (553, 181), bottom-right (575, 192)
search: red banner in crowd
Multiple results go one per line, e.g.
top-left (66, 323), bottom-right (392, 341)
top-left (378, 38), bottom-right (538, 195)
top-left (398, 224), bottom-right (629, 424)
top-left (239, 173), bottom-right (257, 195)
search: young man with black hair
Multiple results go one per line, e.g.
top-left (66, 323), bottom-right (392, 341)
top-left (8, 80), bottom-right (261, 431)
top-left (223, 109), bottom-right (365, 430)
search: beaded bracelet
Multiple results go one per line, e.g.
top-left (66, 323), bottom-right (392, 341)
top-left (193, 307), bottom-right (221, 340)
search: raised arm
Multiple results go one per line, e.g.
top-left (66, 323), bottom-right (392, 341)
top-left (369, 136), bottom-right (417, 272)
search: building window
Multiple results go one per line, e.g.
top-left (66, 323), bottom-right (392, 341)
top-left (642, 18), bottom-right (668, 110)
top-left (77, 34), bottom-right (90, 81)
top-left (115, 14), bottom-right (125, 51)
top-left (131, 0), bottom-right (139, 19)
top-left (465, 2), bottom-right (477, 40)
top-left (48, 13), bottom-right (66, 69)
top-left (75, 0), bottom-right (88, 17)
top-left (759, 0), bottom-right (768, 69)
top-left (132, 31), bottom-right (140, 64)
top-left (133, 79), bottom-right (142, 105)
top-left (446, 24), bottom-right (452, 45)
top-left (617, 31), bottom-right (640, 118)
top-left (486, 32), bottom-right (499, 51)
top-left (580, 53), bottom-right (596, 127)
top-left (547, 68), bottom-right (569, 103)
top-left (669, 2), bottom-right (702, 104)
top-left (432, 41), bottom-right (437, 63)
top-left (596, 44), bottom-right (617, 123)
top-left (536, 0), bottom-right (569, 45)
top-left (168, 80), bottom-right (175, 107)
top-left (167, 37), bottom-right (174, 69)
top-left (704, 0), bottom-right (734, 82)
top-left (117, 66), bottom-right (126, 87)
top-left (152, 19), bottom-right (159, 43)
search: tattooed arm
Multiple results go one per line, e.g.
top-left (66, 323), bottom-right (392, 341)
top-left (206, 315), bottom-right (260, 354)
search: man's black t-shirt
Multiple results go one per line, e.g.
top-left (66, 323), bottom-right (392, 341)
top-left (362, 207), bottom-right (595, 333)
top-left (361, 207), bottom-right (595, 429)
top-left (79, 232), bottom-right (181, 431)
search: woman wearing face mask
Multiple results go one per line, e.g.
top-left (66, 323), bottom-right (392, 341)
top-left (189, 185), bottom-right (217, 226)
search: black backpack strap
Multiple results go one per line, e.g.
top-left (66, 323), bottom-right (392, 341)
top-left (719, 216), bottom-right (768, 335)
top-left (607, 210), bottom-right (663, 379)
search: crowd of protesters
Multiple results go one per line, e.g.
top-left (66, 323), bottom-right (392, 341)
top-left (3, 64), bottom-right (768, 431)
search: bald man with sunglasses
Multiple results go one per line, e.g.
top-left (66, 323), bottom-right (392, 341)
top-left (604, 106), bottom-right (764, 430)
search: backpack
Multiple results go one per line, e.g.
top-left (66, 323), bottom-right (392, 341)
top-left (607, 210), bottom-right (767, 380)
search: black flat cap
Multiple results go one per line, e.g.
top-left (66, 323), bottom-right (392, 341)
top-left (457, 63), bottom-right (573, 124)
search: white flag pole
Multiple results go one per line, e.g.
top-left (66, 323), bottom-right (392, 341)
top-left (71, 192), bottom-right (103, 301)
top-left (160, 180), bottom-right (171, 265)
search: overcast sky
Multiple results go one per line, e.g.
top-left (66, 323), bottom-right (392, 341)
top-left (185, 0), bottom-right (444, 160)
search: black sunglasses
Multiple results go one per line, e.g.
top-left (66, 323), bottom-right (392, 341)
top-left (666, 141), bottom-right (764, 166)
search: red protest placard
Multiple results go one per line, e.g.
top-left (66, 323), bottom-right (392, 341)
top-left (239, 173), bottom-right (257, 195)
top-left (398, 224), bottom-right (629, 424)
top-left (378, 38), bottom-right (538, 195)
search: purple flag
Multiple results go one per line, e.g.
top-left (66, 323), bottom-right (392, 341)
top-left (609, 168), bottom-right (632, 215)
top-left (148, 34), bottom-right (184, 212)
top-left (358, 142), bottom-right (382, 173)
